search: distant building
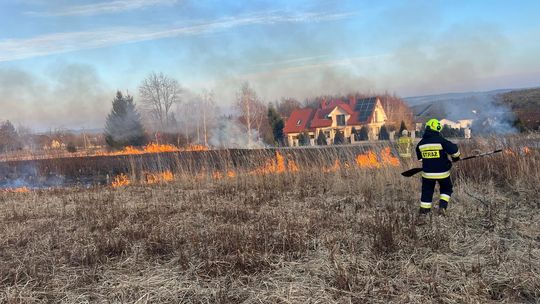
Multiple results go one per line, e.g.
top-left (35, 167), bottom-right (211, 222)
top-left (464, 128), bottom-right (472, 139)
top-left (283, 97), bottom-right (388, 146)
top-left (457, 119), bottom-right (473, 128)
top-left (440, 118), bottom-right (474, 129)
top-left (440, 119), bottom-right (460, 129)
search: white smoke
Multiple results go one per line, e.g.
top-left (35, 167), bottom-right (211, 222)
top-left (209, 117), bottom-right (265, 149)
top-left (440, 93), bottom-right (516, 134)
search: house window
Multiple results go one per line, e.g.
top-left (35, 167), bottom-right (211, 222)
top-left (296, 120), bottom-right (302, 126)
top-left (336, 114), bottom-right (346, 126)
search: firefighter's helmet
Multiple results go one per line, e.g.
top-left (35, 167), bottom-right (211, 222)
top-left (426, 119), bottom-right (442, 132)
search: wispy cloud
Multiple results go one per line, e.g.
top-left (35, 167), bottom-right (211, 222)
top-left (26, 0), bottom-right (179, 17)
top-left (0, 11), bottom-right (356, 62)
top-left (240, 54), bottom-right (390, 80)
top-left (251, 55), bottom-right (331, 68)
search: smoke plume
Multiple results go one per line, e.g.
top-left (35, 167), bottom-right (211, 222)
top-left (0, 63), bottom-right (110, 131)
top-left (209, 117), bottom-right (265, 149)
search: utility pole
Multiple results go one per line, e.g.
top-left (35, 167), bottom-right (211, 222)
top-left (82, 128), bottom-right (88, 151)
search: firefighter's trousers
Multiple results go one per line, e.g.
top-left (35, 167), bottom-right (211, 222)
top-left (420, 176), bottom-right (453, 211)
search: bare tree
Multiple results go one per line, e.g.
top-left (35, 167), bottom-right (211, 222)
top-left (200, 89), bottom-right (216, 147)
top-left (251, 100), bottom-right (269, 140)
top-left (16, 124), bottom-right (34, 151)
top-left (139, 72), bottom-right (182, 131)
top-left (175, 102), bottom-right (190, 144)
top-left (277, 97), bottom-right (302, 118)
top-left (379, 93), bottom-right (413, 130)
top-left (236, 82), bottom-right (268, 144)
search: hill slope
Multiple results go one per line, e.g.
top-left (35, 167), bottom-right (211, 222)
top-left (406, 87), bottom-right (540, 130)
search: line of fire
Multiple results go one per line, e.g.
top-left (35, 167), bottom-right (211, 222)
top-left (0, 90), bottom-right (537, 192)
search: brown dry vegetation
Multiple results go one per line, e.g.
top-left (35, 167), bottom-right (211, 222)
top-left (0, 137), bottom-right (539, 303)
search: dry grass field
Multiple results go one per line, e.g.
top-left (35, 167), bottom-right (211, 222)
top-left (0, 137), bottom-right (539, 303)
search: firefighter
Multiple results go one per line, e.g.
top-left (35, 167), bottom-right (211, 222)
top-left (416, 119), bottom-right (460, 217)
top-left (398, 130), bottom-right (413, 158)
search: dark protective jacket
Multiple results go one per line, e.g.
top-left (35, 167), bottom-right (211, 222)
top-left (415, 129), bottom-right (460, 179)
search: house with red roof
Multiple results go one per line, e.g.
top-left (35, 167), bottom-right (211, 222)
top-left (283, 97), bottom-right (388, 146)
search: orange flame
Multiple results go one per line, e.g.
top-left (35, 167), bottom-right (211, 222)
top-left (251, 152), bottom-right (298, 175)
top-left (287, 159), bottom-right (299, 172)
top-left (323, 159), bottom-right (341, 173)
top-left (356, 148), bottom-right (400, 168)
top-left (1, 187), bottom-right (30, 193)
top-left (356, 150), bottom-right (380, 168)
top-left (380, 147), bottom-right (400, 166)
top-left (112, 173), bottom-right (130, 187)
top-left (184, 144), bottom-right (209, 152)
top-left (142, 143), bottom-right (180, 153)
top-left (109, 148), bottom-right (401, 185)
top-left (100, 143), bottom-right (209, 157)
top-left (504, 149), bottom-right (517, 157)
top-left (113, 170), bottom-right (175, 186)
top-left (145, 170), bottom-right (174, 184)
top-left (505, 146), bottom-right (534, 157)
top-left (212, 169), bottom-right (238, 180)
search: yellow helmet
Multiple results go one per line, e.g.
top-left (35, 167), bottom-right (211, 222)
top-left (426, 119), bottom-right (442, 132)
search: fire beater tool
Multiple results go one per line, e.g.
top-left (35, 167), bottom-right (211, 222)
top-left (401, 149), bottom-right (503, 177)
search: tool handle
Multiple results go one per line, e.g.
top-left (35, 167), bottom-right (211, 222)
top-left (460, 149), bottom-right (502, 161)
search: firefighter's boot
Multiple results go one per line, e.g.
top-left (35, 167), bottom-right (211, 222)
top-left (436, 199), bottom-right (448, 216)
top-left (417, 207), bottom-right (430, 225)
top-left (434, 207), bottom-right (447, 217)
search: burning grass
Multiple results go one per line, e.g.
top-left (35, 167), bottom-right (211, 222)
top-left (108, 148), bottom-right (400, 188)
top-left (0, 187), bottom-right (30, 193)
top-left (1, 143), bottom-right (210, 162)
top-left (98, 143), bottom-right (209, 156)
top-left (0, 137), bottom-right (539, 303)
top-left (111, 173), bottom-right (130, 187)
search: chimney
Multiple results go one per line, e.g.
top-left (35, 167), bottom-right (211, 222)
top-left (348, 95), bottom-right (355, 107)
top-left (320, 97), bottom-right (328, 109)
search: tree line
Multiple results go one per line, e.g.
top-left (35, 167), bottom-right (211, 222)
top-left (0, 71), bottom-right (415, 153)
top-left (104, 73), bottom-right (298, 149)
top-left (104, 72), bottom-right (420, 149)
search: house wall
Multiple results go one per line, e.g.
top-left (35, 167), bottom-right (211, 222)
top-left (328, 108), bottom-right (351, 128)
top-left (373, 103), bottom-right (387, 123)
top-left (366, 100), bottom-right (387, 140)
top-left (285, 98), bottom-right (390, 145)
top-left (440, 119), bottom-right (460, 129)
top-left (315, 126), bottom-right (352, 144)
top-left (458, 119), bottom-right (473, 128)
top-left (288, 122), bottom-right (387, 145)
top-left (440, 119), bottom-right (474, 129)
top-left (287, 133), bottom-right (297, 147)
top-left (287, 132), bottom-right (315, 147)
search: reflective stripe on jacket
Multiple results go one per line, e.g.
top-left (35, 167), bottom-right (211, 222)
top-left (415, 129), bottom-right (460, 179)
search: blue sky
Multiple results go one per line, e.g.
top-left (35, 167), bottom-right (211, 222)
top-left (1, 0), bottom-right (539, 129)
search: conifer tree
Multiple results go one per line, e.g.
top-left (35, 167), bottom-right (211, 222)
top-left (267, 106), bottom-right (285, 145)
top-left (333, 130), bottom-right (345, 144)
top-left (316, 131), bottom-right (327, 145)
top-left (105, 91), bottom-right (147, 149)
top-left (378, 125), bottom-right (390, 140)
top-left (358, 126), bottom-right (369, 141)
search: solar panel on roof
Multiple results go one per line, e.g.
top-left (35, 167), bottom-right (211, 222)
top-left (354, 98), bottom-right (376, 122)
